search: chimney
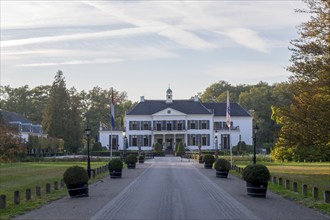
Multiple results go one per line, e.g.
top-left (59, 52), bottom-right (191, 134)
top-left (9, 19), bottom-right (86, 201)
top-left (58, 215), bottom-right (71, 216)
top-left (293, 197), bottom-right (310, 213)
top-left (140, 96), bottom-right (145, 102)
top-left (194, 95), bottom-right (199, 102)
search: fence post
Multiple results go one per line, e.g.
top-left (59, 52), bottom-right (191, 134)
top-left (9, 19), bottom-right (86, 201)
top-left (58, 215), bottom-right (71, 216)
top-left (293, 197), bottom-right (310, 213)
top-left (285, 180), bottom-right (290, 190)
top-left (313, 186), bottom-right (318, 200)
top-left (46, 183), bottom-right (51, 194)
top-left (279, 177), bottom-right (283, 186)
top-left (293, 182), bottom-right (298, 192)
top-left (0, 195), bottom-right (6, 209)
top-left (54, 181), bottom-right (58, 190)
top-left (302, 184), bottom-right (308, 197)
top-left (14, 191), bottom-right (20, 205)
top-left (36, 186), bottom-right (41, 197)
top-left (324, 191), bottom-right (330, 203)
top-left (26, 189), bottom-right (31, 201)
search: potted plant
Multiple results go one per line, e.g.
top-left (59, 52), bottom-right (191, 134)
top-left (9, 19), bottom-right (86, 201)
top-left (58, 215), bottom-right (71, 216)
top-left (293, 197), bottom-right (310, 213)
top-left (203, 154), bottom-right (215, 169)
top-left (214, 158), bottom-right (231, 178)
top-left (124, 154), bottom-right (137, 169)
top-left (108, 158), bottom-right (123, 178)
top-left (242, 164), bottom-right (271, 197)
top-left (199, 155), bottom-right (204, 164)
top-left (138, 155), bottom-right (145, 164)
top-left (63, 166), bottom-right (89, 197)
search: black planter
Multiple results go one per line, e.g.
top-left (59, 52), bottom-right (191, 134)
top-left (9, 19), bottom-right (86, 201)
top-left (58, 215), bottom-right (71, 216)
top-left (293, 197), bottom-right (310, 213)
top-left (67, 183), bottom-right (88, 197)
top-left (199, 160), bottom-right (204, 164)
top-left (204, 163), bottom-right (212, 169)
top-left (127, 163), bottom-right (136, 169)
top-left (246, 182), bottom-right (268, 197)
top-left (139, 160), bottom-right (144, 164)
top-left (216, 170), bottom-right (229, 178)
top-left (109, 169), bottom-right (122, 178)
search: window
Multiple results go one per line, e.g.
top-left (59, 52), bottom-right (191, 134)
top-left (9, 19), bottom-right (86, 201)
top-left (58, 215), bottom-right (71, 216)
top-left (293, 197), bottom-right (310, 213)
top-left (202, 136), bottom-right (207, 145)
top-left (167, 123), bottom-right (172, 131)
top-left (143, 122), bottom-right (149, 130)
top-left (157, 123), bottom-right (161, 131)
top-left (143, 136), bottom-right (149, 146)
top-left (201, 121), bottom-right (207, 129)
top-left (178, 123), bottom-right (182, 130)
top-left (190, 122), bottom-right (196, 129)
top-left (131, 135), bottom-right (138, 146)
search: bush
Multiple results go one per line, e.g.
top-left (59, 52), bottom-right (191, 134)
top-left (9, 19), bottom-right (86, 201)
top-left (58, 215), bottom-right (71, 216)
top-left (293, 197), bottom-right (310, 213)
top-left (242, 164), bottom-right (270, 183)
top-left (63, 166), bottom-right (89, 185)
top-left (176, 142), bottom-right (185, 156)
top-left (108, 158), bottom-right (123, 171)
top-left (214, 158), bottom-right (231, 171)
top-left (124, 154), bottom-right (137, 164)
top-left (154, 143), bottom-right (163, 152)
top-left (203, 154), bottom-right (215, 164)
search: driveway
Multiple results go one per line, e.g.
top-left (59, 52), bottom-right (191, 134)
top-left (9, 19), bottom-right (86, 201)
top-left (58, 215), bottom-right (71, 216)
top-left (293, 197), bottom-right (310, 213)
top-left (16, 157), bottom-right (328, 220)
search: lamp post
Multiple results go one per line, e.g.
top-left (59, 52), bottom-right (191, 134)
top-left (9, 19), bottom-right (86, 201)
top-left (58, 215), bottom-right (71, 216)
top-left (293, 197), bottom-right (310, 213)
top-left (85, 126), bottom-right (91, 178)
top-left (253, 124), bottom-right (259, 164)
top-left (215, 130), bottom-right (218, 159)
top-left (122, 130), bottom-right (127, 157)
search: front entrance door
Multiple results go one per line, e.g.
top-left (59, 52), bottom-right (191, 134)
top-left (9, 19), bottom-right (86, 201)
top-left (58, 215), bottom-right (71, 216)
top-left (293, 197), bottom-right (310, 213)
top-left (166, 138), bottom-right (173, 150)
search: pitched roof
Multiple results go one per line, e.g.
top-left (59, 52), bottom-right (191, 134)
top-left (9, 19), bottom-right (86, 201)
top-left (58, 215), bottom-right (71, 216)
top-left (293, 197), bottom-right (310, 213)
top-left (0, 109), bottom-right (32, 123)
top-left (127, 100), bottom-right (251, 117)
top-left (127, 100), bottom-right (212, 115)
top-left (202, 102), bottom-right (251, 117)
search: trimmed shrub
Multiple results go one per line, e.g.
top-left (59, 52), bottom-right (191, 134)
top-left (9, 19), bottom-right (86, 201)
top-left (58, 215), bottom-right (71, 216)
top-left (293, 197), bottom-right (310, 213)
top-left (63, 166), bottom-right (89, 185)
top-left (214, 158), bottom-right (231, 171)
top-left (154, 143), bottom-right (163, 152)
top-left (176, 142), bottom-right (185, 156)
top-left (203, 154), bottom-right (215, 164)
top-left (124, 154), bottom-right (137, 164)
top-left (108, 158), bottom-right (123, 171)
top-left (242, 164), bottom-right (270, 183)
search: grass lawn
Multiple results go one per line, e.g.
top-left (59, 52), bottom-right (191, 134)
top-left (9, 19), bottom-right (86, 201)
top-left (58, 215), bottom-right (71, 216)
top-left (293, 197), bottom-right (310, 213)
top-left (0, 162), bottom-right (109, 220)
top-left (233, 160), bottom-right (330, 215)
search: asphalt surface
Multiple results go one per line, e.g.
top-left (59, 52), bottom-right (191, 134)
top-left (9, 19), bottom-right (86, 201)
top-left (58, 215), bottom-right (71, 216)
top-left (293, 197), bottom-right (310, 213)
top-left (15, 157), bottom-right (329, 220)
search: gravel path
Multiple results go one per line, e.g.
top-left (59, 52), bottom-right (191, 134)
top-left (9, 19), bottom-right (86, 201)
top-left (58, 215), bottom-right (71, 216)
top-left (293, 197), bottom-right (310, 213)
top-left (15, 157), bottom-right (329, 220)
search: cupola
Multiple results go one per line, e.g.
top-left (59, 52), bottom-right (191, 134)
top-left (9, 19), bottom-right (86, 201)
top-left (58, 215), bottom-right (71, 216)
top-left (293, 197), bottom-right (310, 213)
top-left (166, 87), bottom-right (173, 104)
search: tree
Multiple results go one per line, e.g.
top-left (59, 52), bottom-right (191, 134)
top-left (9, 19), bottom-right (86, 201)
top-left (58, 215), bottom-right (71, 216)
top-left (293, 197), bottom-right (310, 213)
top-left (42, 71), bottom-right (82, 153)
top-left (272, 0), bottom-right (330, 161)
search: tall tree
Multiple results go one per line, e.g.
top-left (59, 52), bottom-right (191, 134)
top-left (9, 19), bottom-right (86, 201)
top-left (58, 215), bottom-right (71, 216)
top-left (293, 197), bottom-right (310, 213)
top-left (42, 71), bottom-right (81, 153)
top-left (272, 0), bottom-right (330, 161)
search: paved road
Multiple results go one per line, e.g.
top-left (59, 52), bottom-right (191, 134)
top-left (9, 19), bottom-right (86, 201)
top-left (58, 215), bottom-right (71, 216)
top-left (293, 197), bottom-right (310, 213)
top-left (16, 157), bottom-right (328, 220)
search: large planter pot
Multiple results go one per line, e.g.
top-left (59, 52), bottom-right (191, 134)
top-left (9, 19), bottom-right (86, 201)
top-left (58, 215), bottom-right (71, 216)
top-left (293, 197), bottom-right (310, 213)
top-left (127, 163), bottom-right (136, 169)
top-left (139, 159), bottom-right (144, 164)
top-left (204, 162), bottom-right (212, 169)
top-left (246, 182), bottom-right (268, 197)
top-left (67, 183), bottom-right (88, 197)
top-left (216, 170), bottom-right (229, 178)
top-left (109, 169), bottom-right (122, 178)
top-left (199, 159), bottom-right (204, 164)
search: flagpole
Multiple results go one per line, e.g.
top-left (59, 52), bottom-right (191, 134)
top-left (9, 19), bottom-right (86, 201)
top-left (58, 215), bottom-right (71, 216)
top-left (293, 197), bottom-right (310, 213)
top-left (226, 90), bottom-right (232, 166)
top-left (229, 126), bottom-right (232, 166)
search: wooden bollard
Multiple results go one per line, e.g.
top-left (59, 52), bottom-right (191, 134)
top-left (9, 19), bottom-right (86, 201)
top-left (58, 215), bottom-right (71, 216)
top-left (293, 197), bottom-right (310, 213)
top-left (302, 184), bottom-right (308, 197)
top-left (324, 191), bottom-right (330, 203)
top-left (0, 194), bottom-right (6, 209)
top-left (14, 191), bottom-right (20, 205)
top-left (54, 181), bottom-right (58, 190)
top-left (46, 183), bottom-right (51, 194)
top-left (313, 186), bottom-right (318, 200)
top-left (272, 176), bottom-right (277, 184)
top-left (61, 179), bottom-right (65, 188)
top-left (285, 180), bottom-right (290, 190)
top-left (279, 178), bottom-right (283, 186)
top-left (26, 189), bottom-right (31, 201)
top-left (36, 186), bottom-right (41, 197)
top-left (293, 182), bottom-right (298, 192)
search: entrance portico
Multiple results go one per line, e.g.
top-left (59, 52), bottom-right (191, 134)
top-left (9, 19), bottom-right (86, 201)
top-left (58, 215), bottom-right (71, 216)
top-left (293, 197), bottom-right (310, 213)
top-left (153, 132), bottom-right (185, 151)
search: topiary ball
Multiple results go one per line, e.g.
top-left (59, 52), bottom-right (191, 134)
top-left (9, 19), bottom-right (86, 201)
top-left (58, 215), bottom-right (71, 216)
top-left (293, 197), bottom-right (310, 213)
top-left (108, 158), bottom-right (123, 171)
top-left (214, 158), bottom-right (231, 171)
top-left (242, 164), bottom-right (270, 183)
top-left (63, 166), bottom-right (89, 185)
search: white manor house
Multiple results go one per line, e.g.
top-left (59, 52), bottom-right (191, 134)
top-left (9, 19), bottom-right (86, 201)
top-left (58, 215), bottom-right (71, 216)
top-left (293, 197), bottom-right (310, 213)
top-left (99, 89), bottom-right (253, 152)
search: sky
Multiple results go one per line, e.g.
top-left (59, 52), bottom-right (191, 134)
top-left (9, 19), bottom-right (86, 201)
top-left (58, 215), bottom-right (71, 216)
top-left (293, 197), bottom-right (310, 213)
top-left (1, 1), bottom-right (309, 102)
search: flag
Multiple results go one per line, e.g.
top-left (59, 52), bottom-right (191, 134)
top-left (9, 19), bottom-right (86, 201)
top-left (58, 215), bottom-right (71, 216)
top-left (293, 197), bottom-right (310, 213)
top-left (226, 90), bottom-right (231, 128)
top-left (111, 89), bottom-right (115, 129)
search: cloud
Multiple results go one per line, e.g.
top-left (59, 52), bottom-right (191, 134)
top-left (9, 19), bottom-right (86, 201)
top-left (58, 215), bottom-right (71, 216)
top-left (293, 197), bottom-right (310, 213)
top-left (216, 28), bottom-right (270, 53)
top-left (17, 58), bottom-right (123, 67)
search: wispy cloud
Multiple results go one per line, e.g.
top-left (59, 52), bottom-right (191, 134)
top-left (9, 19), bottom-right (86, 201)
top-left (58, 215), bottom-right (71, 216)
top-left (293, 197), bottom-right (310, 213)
top-left (217, 28), bottom-right (270, 53)
top-left (17, 58), bottom-right (123, 67)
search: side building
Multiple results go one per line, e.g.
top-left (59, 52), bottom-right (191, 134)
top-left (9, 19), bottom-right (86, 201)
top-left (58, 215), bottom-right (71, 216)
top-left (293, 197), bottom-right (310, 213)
top-left (99, 89), bottom-right (252, 152)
